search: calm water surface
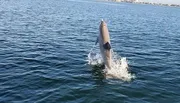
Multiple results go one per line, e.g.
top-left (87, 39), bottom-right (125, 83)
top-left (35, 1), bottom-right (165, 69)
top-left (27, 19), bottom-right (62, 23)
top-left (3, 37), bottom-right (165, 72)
top-left (0, 0), bottom-right (180, 102)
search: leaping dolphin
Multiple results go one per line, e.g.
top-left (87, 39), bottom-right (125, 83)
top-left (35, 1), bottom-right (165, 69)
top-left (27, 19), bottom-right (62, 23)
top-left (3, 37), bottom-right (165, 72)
top-left (96, 20), bottom-right (112, 69)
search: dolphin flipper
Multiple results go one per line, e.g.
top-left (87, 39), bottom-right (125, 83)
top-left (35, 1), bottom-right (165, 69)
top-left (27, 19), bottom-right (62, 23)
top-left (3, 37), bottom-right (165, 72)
top-left (95, 37), bottom-right (99, 45)
top-left (103, 42), bottom-right (111, 50)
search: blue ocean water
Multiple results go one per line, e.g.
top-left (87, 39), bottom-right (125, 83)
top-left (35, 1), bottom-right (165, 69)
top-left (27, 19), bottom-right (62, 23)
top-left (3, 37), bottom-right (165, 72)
top-left (0, 0), bottom-right (180, 102)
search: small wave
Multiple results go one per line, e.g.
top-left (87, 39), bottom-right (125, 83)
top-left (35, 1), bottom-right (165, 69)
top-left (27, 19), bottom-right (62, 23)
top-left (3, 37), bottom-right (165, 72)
top-left (87, 45), bottom-right (135, 81)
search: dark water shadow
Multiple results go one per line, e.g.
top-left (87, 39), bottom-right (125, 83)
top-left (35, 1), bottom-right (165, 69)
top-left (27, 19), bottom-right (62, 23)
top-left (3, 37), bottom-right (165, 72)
top-left (91, 64), bottom-right (105, 79)
top-left (89, 64), bottom-right (107, 85)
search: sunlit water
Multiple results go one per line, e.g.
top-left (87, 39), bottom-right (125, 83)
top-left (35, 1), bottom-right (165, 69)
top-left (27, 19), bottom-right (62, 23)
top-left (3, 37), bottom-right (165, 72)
top-left (0, 0), bottom-right (180, 102)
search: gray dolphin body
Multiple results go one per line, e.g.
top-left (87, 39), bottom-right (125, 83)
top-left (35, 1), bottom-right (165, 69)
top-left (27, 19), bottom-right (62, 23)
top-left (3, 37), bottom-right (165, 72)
top-left (96, 20), bottom-right (112, 69)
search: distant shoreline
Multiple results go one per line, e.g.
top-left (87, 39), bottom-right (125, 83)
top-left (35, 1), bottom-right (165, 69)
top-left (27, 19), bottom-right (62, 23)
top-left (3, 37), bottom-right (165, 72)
top-left (133, 2), bottom-right (180, 7)
top-left (98, 0), bottom-right (180, 7)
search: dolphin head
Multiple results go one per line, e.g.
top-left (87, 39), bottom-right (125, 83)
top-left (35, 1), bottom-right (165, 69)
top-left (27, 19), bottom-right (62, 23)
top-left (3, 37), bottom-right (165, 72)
top-left (100, 19), bottom-right (107, 29)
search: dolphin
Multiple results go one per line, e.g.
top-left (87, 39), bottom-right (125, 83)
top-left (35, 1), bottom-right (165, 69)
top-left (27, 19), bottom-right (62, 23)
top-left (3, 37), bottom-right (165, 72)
top-left (95, 20), bottom-right (112, 69)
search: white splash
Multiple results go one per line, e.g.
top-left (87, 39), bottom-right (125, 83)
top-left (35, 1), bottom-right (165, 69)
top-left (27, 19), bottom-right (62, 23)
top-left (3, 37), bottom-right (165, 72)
top-left (87, 45), bottom-right (135, 81)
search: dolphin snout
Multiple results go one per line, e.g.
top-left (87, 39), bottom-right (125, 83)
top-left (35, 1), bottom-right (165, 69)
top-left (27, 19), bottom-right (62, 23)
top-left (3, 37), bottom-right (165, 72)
top-left (100, 20), bottom-right (107, 27)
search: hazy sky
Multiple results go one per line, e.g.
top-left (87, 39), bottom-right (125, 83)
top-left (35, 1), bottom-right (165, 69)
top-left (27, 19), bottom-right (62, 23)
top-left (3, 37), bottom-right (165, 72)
top-left (139, 0), bottom-right (180, 4)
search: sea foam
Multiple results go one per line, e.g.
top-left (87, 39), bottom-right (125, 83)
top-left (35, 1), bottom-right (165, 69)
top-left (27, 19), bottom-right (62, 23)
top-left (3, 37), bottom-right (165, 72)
top-left (87, 45), bottom-right (135, 81)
